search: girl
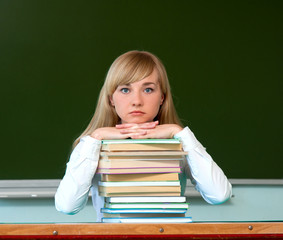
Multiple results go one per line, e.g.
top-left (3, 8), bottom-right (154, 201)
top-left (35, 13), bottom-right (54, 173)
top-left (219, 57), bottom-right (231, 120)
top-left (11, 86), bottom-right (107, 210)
top-left (55, 50), bottom-right (232, 221)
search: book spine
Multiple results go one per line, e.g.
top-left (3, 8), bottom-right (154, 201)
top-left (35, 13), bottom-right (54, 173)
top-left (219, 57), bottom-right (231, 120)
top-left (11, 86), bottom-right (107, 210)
top-left (98, 181), bottom-right (180, 187)
top-left (97, 168), bottom-right (181, 174)
top-left (99, 186), bottom-right (181, 193)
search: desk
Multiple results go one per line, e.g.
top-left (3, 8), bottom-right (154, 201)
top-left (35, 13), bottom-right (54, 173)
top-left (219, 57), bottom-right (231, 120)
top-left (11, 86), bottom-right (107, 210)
top-left (1, 222), bottom-right (283, 239)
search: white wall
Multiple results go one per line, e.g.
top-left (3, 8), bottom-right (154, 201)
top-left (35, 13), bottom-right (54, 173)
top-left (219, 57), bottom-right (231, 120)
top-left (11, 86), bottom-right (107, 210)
top-left (0, 180), bottom-right (282, 223)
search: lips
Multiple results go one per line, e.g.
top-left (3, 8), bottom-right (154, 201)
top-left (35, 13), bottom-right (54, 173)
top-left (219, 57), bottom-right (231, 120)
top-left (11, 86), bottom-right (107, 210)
top-left (130, 111), bottom-right (145, 116)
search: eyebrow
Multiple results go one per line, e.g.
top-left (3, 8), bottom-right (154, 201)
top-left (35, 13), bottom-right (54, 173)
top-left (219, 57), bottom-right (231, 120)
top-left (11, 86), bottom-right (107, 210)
top-left (121, 82), bottom-right (157, 87)
top-left (142, 82), bottom-right (157, 86)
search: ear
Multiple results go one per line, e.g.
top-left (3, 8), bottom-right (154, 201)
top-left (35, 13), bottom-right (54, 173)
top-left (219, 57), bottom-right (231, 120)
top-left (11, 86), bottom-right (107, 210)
top-left (109, 96), bottom-right (115, 106)
top-left (160, 94), bottom-right (164, 105)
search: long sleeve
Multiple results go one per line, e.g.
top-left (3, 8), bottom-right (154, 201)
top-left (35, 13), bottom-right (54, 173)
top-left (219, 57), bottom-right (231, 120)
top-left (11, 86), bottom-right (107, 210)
top-left (55, 136), bottom-right (101, 214)
top-left (174, 127), bottom-right (232, 204)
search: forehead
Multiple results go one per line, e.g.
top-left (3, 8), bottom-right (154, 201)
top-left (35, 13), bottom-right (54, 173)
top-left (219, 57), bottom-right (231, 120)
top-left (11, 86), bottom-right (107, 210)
top-left (119, 68), bottom-right (159, 86)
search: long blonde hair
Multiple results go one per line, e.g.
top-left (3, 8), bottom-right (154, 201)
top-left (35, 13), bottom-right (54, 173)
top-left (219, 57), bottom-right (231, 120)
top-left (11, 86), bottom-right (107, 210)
top-left (74, 50), bottom-right (183, 146)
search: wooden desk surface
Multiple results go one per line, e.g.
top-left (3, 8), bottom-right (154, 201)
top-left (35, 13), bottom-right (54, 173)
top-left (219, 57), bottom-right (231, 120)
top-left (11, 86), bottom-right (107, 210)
top-left (0, 222), bottom-right (283, 239)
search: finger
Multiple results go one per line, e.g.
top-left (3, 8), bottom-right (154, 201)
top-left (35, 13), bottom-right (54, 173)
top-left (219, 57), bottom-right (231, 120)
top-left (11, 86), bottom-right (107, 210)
top-left (133, 131), bottom-right (147, 136)
top-left (131, 130), bottom-right (164, 139)
top-left (116, 123), bottom-right (138, 129)
top-left (126, 131), bottom-right (147, 138)
top-left (120, 129), bottom-right (147, 134)
top-left (116, 121), bottom-right (158, 130)
top-left (138, 121), bottom-right (159, 129)
top-left (140, 121), bottom-right (158, 126)
top-left (131, 134), bottom-right (153, 139)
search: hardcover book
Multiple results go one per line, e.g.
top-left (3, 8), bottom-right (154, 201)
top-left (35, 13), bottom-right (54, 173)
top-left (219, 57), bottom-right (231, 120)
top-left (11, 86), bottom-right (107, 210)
top-left (97, 167), bottom-right (181, 174)
top-left (104, 202), bottom-right (189, 209)
top-left (101, 139), bottom-right (183, 152)
top-left (99, 192), bottom-right (181, 197)
top-left (100, 151), bottom-right (187, 157)
top-left (98, 160), bottom-right (180, 169)
top-left (101, 173), bottom-right (180, 182)
top-left (102, 213), bottom-right (186, 218)
top-left (101, 208), bottom-right (187, 214)
top-left (98, 181), bottom-right (180, 187)
top-left (98, 185), bottom-right (181, 194)
top-left (105, 196), bottom-right (186, 203)
top-left (101, 217), bottom-right (192, 223)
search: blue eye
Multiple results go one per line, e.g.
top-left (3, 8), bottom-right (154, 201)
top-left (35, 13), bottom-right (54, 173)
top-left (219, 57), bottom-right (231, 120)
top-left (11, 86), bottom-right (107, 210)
top-left (121, 88), bottom-right (130, 94)
top-left (144, 88), bottom-right (153, 93)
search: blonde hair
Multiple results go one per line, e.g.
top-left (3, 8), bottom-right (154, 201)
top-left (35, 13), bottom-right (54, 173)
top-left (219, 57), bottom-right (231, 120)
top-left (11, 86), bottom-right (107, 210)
top-left (74, 50), bottom-right (183, 146)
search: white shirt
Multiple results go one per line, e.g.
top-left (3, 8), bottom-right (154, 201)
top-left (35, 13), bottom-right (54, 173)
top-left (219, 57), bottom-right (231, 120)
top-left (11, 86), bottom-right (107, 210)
top-left (55, 127), bottom-right (232, 221)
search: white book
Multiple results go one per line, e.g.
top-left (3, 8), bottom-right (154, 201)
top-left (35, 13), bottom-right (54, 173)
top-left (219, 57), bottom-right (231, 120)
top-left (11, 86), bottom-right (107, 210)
top-left (105, 196), bottom-right (186, 203)
top-left (102, 217), bottom-right (193, 223)
top-left (98, 181), bottom-right (180, 187)
top-left (101, 208), bottom-right (187, 214)
top-left (105, 202), bottom-right (189, 209)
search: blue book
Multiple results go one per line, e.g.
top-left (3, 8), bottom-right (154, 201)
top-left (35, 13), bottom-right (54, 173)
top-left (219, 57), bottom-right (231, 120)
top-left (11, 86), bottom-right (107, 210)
top-left (102, 217), bottom-right (193, 223)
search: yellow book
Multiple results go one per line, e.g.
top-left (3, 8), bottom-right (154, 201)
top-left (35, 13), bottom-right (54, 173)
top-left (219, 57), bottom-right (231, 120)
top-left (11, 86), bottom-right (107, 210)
top-left (98, 160), bottom-right (180, 169)
top-left (97, 167), bottom-right (181, 174)
top-left (99, 192), bottom-right (181, 197)
top-left (101, 173), bottom-right (179, 182)
top-left (100, 151), bottom-right (187, 157)
top-left (98, 185), bottom-right (181, 194)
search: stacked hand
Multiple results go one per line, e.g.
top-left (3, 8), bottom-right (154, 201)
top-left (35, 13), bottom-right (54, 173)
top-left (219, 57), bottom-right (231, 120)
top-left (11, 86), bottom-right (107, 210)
top-left (91, 121), bottom-right (182, 140)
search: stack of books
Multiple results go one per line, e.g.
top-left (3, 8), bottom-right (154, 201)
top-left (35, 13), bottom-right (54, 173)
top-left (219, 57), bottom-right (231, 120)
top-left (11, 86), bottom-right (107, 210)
top-left (97, 139), bottom-right (192, 223)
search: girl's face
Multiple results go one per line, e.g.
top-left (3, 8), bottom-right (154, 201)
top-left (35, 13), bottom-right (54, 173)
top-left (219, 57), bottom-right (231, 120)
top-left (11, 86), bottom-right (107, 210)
top-left (110, 69), bottom-right (164, 124)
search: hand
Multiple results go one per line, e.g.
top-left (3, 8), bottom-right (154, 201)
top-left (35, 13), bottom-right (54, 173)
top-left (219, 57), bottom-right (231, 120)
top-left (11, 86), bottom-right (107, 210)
top-left (117, 122), bottom-right (183, 139)
top-left (116, 121), bottom-right (159, 131)
top-left (90, 126), bottom-right (148, 140)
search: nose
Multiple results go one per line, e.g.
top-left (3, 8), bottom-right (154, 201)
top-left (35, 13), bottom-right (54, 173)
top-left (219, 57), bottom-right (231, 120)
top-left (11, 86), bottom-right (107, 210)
top-left (131, 91), bottom-right (143, 106)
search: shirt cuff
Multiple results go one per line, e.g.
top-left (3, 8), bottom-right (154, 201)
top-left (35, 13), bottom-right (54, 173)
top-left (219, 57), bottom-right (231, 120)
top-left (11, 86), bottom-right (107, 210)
top-left (83, 135), bottom-right (102, 144)
top-left (174, 126), bottom-right (199, 150)
top-left (80, 135), bottom-right (102, 160)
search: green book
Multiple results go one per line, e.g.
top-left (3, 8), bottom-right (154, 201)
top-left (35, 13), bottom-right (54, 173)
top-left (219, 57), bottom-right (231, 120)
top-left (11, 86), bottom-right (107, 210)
top-left (101, 139), bottom-right (182, 152)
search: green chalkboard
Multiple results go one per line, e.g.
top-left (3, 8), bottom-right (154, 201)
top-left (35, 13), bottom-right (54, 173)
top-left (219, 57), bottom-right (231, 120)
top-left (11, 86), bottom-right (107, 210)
top-left (0, 0), bottom-right (282, 179)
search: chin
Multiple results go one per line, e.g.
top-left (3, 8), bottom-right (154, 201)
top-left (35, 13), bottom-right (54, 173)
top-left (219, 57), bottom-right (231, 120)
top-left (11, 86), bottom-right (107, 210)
top-left (123, 118), bottom-right (153, 124)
